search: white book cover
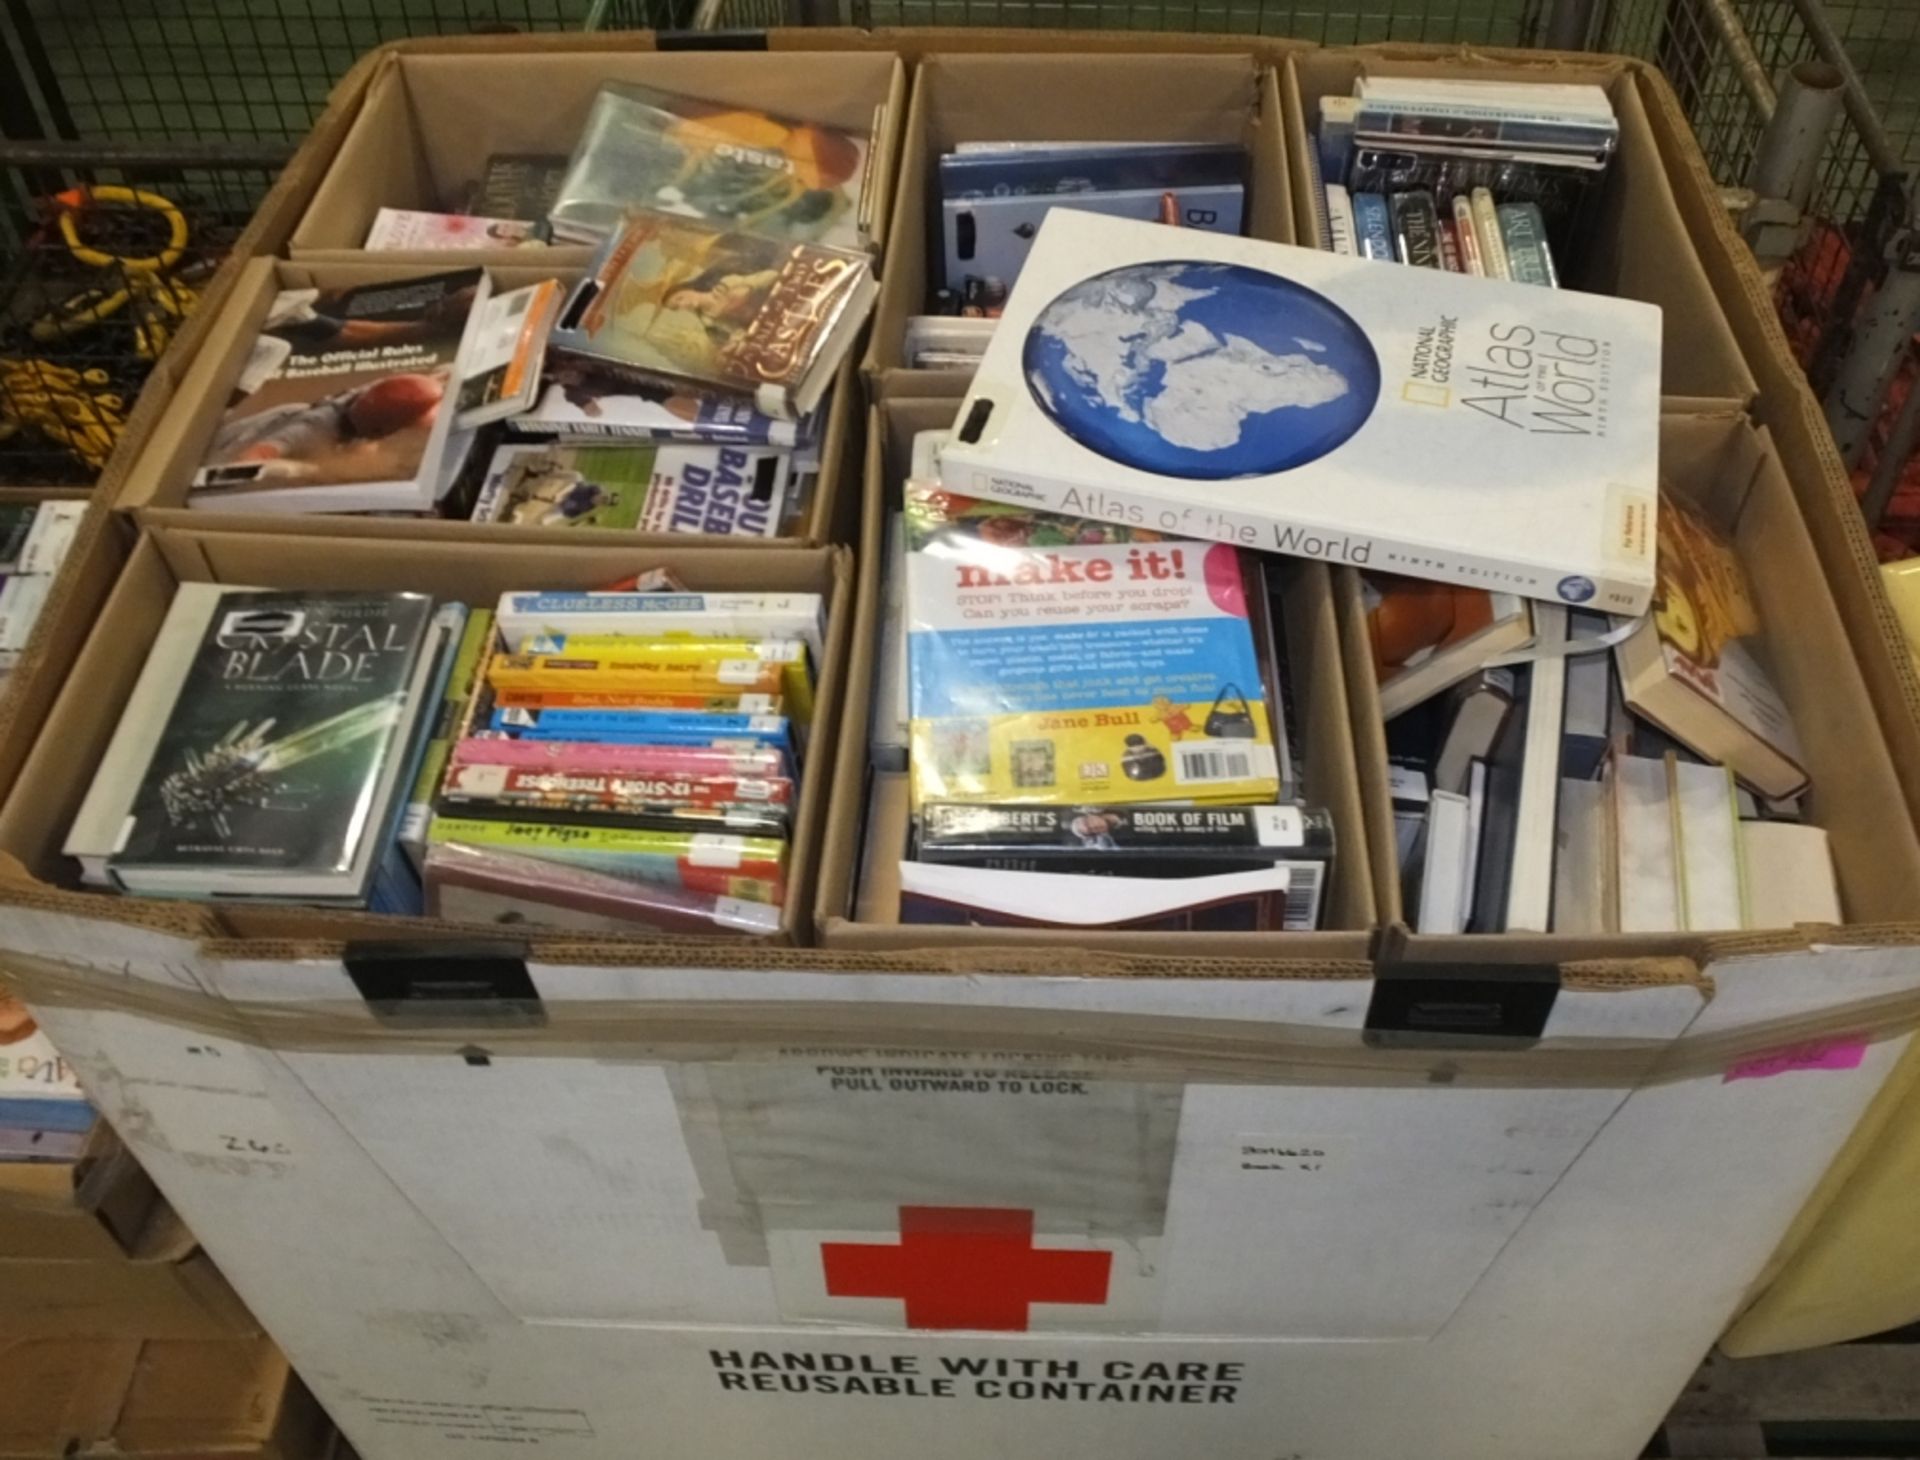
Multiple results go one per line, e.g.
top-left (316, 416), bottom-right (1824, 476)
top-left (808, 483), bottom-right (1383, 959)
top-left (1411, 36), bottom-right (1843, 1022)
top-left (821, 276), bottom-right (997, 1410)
top-left (1613, 754), bottom-right (1680, 932)
top-left (17, 500), bottom-right (84, 575)
top-left (1325, 183), bottom-right (1359, 256)
top-left (494, 590), bottom-right (825, 661)
top-left (1505, 605), bottom-right (1569, 931)
top-left (940, 212), bottom-right (1660, 612)
top-left (1671, 758), bottom-right (1743, 931)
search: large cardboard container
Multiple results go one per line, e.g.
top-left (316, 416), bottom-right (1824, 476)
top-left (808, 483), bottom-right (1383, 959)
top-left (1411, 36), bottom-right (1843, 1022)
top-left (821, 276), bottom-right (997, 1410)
top-left (287, 48), bottom-right (907, 272)
top-left (1284, 49), bottom-right (1757, 410)
top-left (816, 390), bottom-right (1378, 952)
top-left (0, 1126), bottom-right (257, 1341)
top-left (0, 529), bottom-right (852, 946)
top-left (111, 258), bottom-right (860, 550)
top-left (865, 52), bottom-right (1292, 388)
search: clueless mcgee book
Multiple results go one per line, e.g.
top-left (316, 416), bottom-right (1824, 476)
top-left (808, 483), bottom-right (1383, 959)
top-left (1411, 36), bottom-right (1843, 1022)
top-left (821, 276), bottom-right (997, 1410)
top-left (907, 530), bottom-right (1281, 809)
top-left (193, 269), bottom-right (489, 513)
top-left (548, 209), bottom-right (875, 420)
top-left (940, 210), bottom-right (1662, 613)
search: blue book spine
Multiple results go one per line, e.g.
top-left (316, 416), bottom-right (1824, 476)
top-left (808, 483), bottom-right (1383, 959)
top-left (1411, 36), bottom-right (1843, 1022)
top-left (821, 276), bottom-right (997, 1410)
top-left (493, 707), bottom-right (790, 750)
top-left (1352, 192), bottom-right (1394, 262)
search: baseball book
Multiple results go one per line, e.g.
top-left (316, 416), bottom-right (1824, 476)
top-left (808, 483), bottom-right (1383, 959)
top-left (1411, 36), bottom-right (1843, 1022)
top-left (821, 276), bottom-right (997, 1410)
top-left (470, 441), bottom-right (790, 537)
top-left (192, 269), bottom-right (490, 514)
top-left (940, 210), bottom-right (1662, 613)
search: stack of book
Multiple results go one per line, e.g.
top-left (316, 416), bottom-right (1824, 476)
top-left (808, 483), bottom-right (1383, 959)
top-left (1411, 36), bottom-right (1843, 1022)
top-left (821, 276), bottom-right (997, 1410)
top-left (62, 574), bottom-right (814, 939)
top-left (0, 501), bottom-right (84, 686)
top-left (1372, 485), bottom-right (1836, 935)
top-left (905, 137), bottom-right (1252, 370)
top-left (1315, 77), bottom-right (1619, 281)
top-left (191, 83), bottom-right (880, 532)
top-left (0, 993), bottom-right (92, 1164)
top-left (869, 435), bottom-right (1332, 933)
top-left (419, 584), bottom-right (824, 936)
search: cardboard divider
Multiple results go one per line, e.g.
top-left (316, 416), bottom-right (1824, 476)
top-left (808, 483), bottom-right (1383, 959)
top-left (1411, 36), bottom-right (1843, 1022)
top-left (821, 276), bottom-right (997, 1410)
top-left (112, 257), bottom-right (856, 549)
top-left (0, 529), bottom-right (852, 947)
top-left (865, 52), bottom-right (1289, 387)
top-left (1283, 49), bottom-right (1757, 410)
top-left (1337, 410), bottom-right (1920, 941)
top-left (811, 385), bottom-right (1376, 958)
top-left (288, 49), bottom-right (907, 271)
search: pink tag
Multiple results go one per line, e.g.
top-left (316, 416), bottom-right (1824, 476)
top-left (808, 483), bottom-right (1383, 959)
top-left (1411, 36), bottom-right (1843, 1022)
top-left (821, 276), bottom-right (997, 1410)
top-left (1724, 1039), bottom-right (1869, 1083)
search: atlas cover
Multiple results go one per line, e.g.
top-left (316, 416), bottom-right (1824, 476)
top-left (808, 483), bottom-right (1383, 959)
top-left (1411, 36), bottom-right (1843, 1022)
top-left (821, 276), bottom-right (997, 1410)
top-left (111, 591), bottom-right (436, 884)
top-left (941, 210), bottom-right (1661, 613)
top-left (907, 492), bottom-right (1281, 808)
top-left (549, 209), bottom-right (872, 420)
top-left (548, 83), bottom-right (869, 249)
top-left (193, 270), bottom-right (487, 509)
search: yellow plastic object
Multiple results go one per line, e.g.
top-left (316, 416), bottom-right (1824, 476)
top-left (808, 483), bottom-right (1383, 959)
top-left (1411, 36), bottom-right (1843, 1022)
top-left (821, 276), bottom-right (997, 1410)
top-left (53, 184), bottom-right (186, 274)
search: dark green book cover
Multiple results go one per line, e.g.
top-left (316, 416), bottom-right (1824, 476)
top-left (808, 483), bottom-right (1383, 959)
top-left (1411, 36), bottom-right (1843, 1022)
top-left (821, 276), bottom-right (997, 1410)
top-left (114, 591), bottom-right (435, 879)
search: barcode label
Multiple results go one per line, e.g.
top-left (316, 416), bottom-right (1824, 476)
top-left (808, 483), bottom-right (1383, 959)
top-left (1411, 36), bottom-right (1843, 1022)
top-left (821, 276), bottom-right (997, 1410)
top-left (1282, 863), bottom-right (1325, 932)
top-left (1174, 742), bottom-right (1274, 786)
top-left (505, 290), bottom-right (531, 318)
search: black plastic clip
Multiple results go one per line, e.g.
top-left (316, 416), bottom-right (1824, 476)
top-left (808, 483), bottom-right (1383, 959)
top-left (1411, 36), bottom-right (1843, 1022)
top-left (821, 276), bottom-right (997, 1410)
top-left (1364, 960), bottom-right (1560, 1048)
top-left (343, 941), bottom-right (544, 1031)
top-left (657, 27), bottom-right (770, 50)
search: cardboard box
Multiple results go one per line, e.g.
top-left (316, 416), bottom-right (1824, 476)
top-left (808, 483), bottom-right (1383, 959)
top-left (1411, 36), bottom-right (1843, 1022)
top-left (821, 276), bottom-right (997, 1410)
top-left (0, 528), bottom-right (851, 945)
top-left (866, 52), bottom-right (1293, 387)
top-left (0, 1333), bottom-right (325, 1460)
top-left (0, 1127), bottom-right (258, 1340)
top-left (1284, 49), bottom-right (1757, 410)
top-left (1336, 410), bottom-right (1920, 933)
top-left (288, 48), bottom-right (907, 270)
top-left (113, 257), bottom-right (858, 551)
top-left (815, 388), bottom-right (1379, 953)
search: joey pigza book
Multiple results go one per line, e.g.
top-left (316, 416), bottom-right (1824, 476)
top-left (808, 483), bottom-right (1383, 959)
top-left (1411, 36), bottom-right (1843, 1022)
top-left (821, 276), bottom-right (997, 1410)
top-left (907, 521), bottom-right (1281, 809)
top-left (941, 210), bottom-right (1661, 613)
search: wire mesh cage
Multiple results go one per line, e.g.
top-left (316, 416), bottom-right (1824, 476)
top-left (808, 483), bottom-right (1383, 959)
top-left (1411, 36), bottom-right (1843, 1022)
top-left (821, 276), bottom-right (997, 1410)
top-left (0, 1), bottom-right (598, 145)
top-left (0, 143), bottom-right (287, 487)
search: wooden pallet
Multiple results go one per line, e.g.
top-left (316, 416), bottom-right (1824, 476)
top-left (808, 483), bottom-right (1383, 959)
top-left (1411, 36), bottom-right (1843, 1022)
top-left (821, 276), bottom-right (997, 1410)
top-left (1654, 1332), bottom-right (1920, 1458)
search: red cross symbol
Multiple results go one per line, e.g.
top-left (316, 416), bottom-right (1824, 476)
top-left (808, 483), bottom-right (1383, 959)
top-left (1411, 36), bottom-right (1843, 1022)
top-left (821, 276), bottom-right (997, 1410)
top-left (821, 1206), bottom-right (1112, 1331)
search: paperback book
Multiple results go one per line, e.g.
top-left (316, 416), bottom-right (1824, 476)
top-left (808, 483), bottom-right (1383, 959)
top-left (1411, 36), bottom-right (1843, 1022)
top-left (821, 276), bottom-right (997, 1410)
top-left (907, 522), bottom-right (1282, 808)
top-left (193, 269), bottom-right (489, 513)
top-left (471, 441), bottom-right (789, 537)
top-left (523, 358), bottom-right (812, 446)
top-left (941, 211), bottom-right (1662, 612)
top-left (549, 209), bottom-right (875, 420)
top-left (548, 84), bottom-right (871, 249)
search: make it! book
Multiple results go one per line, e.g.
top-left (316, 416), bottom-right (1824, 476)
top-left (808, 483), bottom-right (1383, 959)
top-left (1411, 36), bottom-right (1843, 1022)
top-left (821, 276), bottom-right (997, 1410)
top-left (940, 210), bottom-right (1662, 613)
top-left (906, 509), bottom-right (1281, 809)
top-left (549, 209), bottom-right (875, 421)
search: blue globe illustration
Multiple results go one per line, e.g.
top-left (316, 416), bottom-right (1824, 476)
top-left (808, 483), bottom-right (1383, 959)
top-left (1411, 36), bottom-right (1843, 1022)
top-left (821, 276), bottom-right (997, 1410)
top-left (1020, 260), bottom-right (1381, 480)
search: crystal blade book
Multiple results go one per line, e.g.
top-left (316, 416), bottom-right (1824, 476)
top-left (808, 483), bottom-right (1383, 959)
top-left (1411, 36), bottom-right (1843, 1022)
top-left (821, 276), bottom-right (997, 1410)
top-left (109, 591), bottom-right (437, 896)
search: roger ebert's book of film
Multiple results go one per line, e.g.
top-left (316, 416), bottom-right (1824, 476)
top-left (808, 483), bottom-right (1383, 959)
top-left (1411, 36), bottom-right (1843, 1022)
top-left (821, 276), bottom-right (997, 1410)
top-left (940, 210), bottom-right (1663, 614)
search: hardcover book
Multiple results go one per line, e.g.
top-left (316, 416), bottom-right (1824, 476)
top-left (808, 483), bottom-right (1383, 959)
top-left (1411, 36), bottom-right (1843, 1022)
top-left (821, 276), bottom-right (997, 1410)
top-left (549, 209), bottom-right (875, 421)
top-left (1364, 572), bottom-right (1533, 718)
top-left (192, 269), bottom-right (489, 513)
top-left (941, 210), bottom-right (1661, 612)
top-left (1616, 493), bottom-right (1808, 796)
top-left (79, 589), bottom-right (440, 900)
top-left (548, 84), bottom-right (869, 249)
